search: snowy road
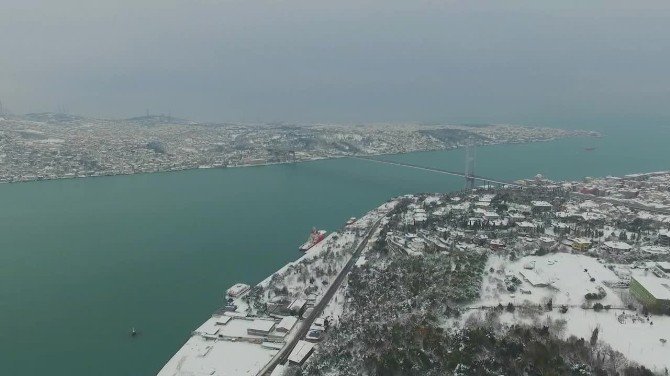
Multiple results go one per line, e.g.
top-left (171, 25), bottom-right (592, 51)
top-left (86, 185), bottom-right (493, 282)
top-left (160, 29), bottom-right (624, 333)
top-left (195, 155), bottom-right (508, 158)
top-left (258, 217), bottom-right (384, 376)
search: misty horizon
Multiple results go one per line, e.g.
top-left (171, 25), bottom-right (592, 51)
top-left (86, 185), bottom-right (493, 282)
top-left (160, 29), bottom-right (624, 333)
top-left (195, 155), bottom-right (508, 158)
top-left (2, 1), bottom-right (670, 127)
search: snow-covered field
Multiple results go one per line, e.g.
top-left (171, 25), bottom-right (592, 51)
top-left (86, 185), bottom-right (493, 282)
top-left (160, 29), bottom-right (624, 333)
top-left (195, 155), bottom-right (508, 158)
top-left (478, 253), bottom-right (624, 307)
top-left (549, 310), bottom-right (670, 372)
top-left (467, 252), bottom-right (670, 372)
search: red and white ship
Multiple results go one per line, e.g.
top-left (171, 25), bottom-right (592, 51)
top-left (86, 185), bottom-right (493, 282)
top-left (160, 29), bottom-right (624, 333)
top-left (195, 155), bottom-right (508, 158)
top-left (299, 228), bottom-right (327, 252)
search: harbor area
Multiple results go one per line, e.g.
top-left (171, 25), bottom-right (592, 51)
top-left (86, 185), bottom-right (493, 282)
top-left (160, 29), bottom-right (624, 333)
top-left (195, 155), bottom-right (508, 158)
top-left (158, 204), bottom-right (391, 376)
top-left (157, 314), bottom-right (305, 375)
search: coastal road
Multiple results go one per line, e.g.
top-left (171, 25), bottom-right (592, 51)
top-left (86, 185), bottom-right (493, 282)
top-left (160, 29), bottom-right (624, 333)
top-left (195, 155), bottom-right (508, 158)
top-left (258, 216), bottom-right (384, 375)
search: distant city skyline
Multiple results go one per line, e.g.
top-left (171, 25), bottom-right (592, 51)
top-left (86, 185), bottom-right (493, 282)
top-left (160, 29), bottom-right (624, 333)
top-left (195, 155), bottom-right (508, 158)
top-left (2, 1), bottom-right (670, 126)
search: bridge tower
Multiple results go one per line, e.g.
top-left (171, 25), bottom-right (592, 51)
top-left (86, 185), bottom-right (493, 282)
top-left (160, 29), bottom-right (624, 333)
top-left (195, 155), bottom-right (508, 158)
top-left (465, 144), bottom-right (476, 190)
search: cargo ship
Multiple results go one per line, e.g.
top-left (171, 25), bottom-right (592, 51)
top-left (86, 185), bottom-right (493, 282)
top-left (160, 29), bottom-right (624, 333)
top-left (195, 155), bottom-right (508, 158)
top-left (299, 228), bottom-right (327, 252)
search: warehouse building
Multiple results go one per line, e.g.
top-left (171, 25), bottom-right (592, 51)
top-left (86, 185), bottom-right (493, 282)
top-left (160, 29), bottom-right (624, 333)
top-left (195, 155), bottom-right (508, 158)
top-left (630, 276), bottom-right (670, 313)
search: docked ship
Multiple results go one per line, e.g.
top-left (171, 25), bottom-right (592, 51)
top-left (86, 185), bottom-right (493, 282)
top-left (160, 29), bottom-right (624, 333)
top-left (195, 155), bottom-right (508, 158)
top-left (299, 228), bottom-right (327, 252)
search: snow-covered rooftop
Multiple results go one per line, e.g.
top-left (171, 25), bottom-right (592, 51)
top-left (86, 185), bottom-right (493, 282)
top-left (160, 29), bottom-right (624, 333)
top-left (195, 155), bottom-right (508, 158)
top-left (641, 245), bottom-right (670, 255)
top-left (603, 241), bottom-right (633, 251)
top-left (276, 316), bottom-right (298, 332)
top-left (194, 320), bottom-right (221, 337)
top-left (516, 221), bottom-right (535, 228)
top-left (226, 283), bottom-right (250, 297)
top-left (634, 276), bottom-right (670, 301)
top-left (519, 269), bottom-right (548, 286)
top-left (288, 340), bottom-right (315, 365)
top-left (248, 319), bottom-right (276, 334)
top-left (157, 336), bottom-right (278, 376)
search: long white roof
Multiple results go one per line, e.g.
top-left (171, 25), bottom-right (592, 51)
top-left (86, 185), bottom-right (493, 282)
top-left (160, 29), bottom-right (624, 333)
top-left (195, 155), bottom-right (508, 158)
top-left (519, 270), bottom-right (548, 286)
top-left (248, 319), bottom-right (276, 333)
top-left (276, 316), bottom-right (298, 332)
top-left (288, 340), bottom-right (315, 364)
top-left (603, 241), bottom-right (633, 250)
top-left (157, 336), bottom-right (278, 376)
top-left (634, 276), bottom-right (670, 301)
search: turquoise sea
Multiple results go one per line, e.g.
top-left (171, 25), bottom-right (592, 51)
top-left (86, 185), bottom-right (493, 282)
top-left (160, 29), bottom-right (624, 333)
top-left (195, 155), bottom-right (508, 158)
top-left (0, 123), bottom-right (668, 375)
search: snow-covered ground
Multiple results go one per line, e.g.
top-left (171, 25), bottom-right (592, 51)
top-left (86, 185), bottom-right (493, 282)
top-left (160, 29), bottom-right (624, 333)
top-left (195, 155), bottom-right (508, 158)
top-left (548, 310), bottom-right (670, 372)
top-left (466, 252), bottom-right (670, 372)
top-left (259, 201), bottom-right (395, 308)
top-left (321, 279), bottom-right (348, 327)
top-left (478, 252), bottom-right (624, 307)
top-left (257, 231), bottom-right (354, 289)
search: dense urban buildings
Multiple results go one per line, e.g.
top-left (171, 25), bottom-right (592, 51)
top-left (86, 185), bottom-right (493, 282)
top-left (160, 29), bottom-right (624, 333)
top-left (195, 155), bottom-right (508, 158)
top-left (0, 113), bottom-right (593, 183)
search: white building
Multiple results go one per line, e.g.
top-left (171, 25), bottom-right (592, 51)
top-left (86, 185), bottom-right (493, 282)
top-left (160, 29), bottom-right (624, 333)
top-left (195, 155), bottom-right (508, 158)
top-left (275, 316), bottom-right (298, 333)
top-left (602, 241), bottom-right (633, 252)
top-left (508, 212), bottom-right (525, 223)
top-left (227, 283), bottom-right (251, 297)
top-left (483, 211), bottom-right (500, 221)
top-left (531, 200), bottom-right (552, 211)
top-left (288, 298), bottom-right (307, 315)
top-left (516, 221), bottom-right (536, 232)
top-left (519, 270), bottom-right (549, 287)
top-left (288, 340), bottom-right (316, 365)
top-left (247, 319), bottom-right (276, 337)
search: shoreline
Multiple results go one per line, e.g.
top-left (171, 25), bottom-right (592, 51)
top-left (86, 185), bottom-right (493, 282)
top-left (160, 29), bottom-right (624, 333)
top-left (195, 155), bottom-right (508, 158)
top-left (156, 201), bottom-right (393, 376)
top-left (158, 169), bottom-right (670, 375)
top-left (0, 132), bottom-right (597, 186)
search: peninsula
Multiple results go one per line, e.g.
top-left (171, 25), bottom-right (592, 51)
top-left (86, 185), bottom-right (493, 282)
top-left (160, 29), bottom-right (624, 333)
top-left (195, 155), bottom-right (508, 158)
top-left (159, 171), bottom-right (670, 375)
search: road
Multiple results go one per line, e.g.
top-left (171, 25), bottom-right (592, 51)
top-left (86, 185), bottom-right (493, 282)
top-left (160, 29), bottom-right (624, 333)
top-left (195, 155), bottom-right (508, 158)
top-left (351, 155), bottom-right (523, 187)
top-left (258, 217), bottom-right (384, 375)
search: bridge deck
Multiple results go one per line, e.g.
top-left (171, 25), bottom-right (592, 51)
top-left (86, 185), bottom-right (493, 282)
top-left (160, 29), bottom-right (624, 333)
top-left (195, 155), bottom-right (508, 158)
top-left (351, 156), bottom-right (522, 187)
top-left (353, 156), bottom-right (670, 215)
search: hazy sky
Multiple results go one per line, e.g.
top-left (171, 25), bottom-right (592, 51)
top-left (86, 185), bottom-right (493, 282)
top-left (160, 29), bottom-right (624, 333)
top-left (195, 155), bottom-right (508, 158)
top-left (1, 0), bottom-right (669, 125)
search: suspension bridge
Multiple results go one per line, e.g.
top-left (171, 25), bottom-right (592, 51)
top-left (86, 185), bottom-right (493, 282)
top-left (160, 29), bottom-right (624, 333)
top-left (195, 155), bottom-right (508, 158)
top-left (350, 150), bottom-right (523, 189)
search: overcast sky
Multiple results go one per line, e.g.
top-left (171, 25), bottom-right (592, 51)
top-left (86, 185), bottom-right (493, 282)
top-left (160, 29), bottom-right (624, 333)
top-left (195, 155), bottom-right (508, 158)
top-left (1, 0), bottom-right (669, 125)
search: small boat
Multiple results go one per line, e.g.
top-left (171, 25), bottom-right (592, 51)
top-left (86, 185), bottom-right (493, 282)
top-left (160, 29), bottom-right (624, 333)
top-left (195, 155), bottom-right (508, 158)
top-left (130, 327), bottom-right (137, 337)
top-left (584, 147), bottom-right (596, 151)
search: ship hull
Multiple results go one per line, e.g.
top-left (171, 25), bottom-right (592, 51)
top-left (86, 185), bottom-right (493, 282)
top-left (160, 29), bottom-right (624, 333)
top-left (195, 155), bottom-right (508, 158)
top-left (299, 229), bottom-right (327, 252)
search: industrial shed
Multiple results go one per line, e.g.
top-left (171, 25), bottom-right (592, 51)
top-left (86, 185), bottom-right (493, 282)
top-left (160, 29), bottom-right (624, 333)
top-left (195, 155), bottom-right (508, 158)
top-left (630, 276), bottom-right (670, 312)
